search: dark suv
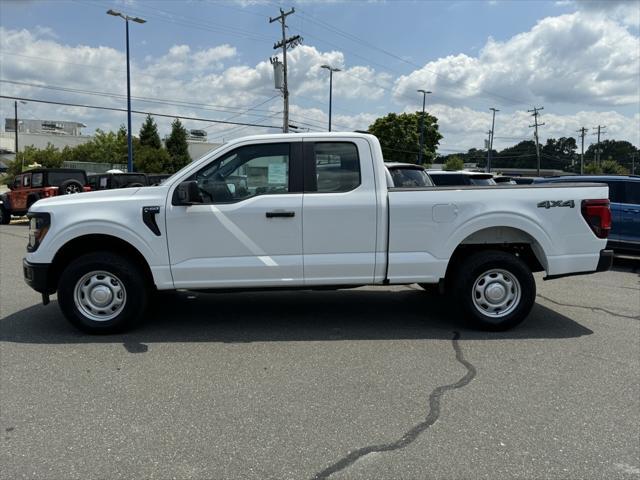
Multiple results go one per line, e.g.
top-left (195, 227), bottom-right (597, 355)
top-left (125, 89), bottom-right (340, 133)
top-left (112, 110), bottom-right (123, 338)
top-left (0, 168), bottom-right (89, 224)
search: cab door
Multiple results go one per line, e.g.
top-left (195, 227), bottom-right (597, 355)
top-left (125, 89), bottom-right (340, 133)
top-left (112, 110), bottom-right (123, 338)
top-left (165, 140), bottom-right (304, 289)
top-left (618, 180), bottom-right (640, 246)
top-left (301, 139), bottom-right (379, 285)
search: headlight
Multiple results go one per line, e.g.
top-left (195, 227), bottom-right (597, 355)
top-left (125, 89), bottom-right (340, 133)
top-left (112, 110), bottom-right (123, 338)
top-left (27, 212), bottom-right (50, 252)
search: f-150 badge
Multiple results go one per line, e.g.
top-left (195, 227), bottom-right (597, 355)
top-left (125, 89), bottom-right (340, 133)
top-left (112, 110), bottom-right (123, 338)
top-left (537, 200), bottom-right (575, 209)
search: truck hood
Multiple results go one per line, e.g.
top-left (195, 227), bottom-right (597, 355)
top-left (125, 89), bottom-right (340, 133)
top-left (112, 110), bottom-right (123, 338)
top-left (30, 186), bottom-right (168, 212)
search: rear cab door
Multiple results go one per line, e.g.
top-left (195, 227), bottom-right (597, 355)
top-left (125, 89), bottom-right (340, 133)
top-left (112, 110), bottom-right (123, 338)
top-left (301, 138), bottom-right (379, 285)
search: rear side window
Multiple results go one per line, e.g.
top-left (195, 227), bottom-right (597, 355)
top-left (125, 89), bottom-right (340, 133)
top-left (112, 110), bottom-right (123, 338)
top-left (431, 174), bottom-right (465, 186)
top-left (313, 142), bottom-right (360, 193)
top-left (624, 182), bottom-right (640, 204)
top-left (22, 174), bottom-right (31, 187)
top-left (13, 176), bottom-right (21, 189)
top-left (32, 173), bottom-right (44, 187)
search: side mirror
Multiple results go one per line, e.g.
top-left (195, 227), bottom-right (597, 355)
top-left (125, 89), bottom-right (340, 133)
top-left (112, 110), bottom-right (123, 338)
top-left (172, 180), bottom-right (203, 206)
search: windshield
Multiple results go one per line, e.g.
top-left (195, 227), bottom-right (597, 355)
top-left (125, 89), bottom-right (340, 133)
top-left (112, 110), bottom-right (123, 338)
top-left (470, 177), bottom-right (497, 186)
top-left (390, 168), bottom-right (433, 187)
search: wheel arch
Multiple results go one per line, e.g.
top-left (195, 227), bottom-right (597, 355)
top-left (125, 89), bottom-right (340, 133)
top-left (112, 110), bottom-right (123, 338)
top-left (48, 234), bottom-right (155, 293)
top-left (444, 226), bottom-right (547, 288)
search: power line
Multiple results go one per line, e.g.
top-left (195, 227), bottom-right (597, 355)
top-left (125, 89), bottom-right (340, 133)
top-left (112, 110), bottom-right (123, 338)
top-left (0, 95), bottom-right (282, 129)
top-left (0, 79), bottom-right (277, 116)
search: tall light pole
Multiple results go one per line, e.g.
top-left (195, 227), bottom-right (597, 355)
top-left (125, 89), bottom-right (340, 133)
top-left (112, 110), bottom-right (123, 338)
top-left (321, 65), bottom-right (341, 132)
top-left (417, 89), bottom-right (431, 165)
top-left (107, 9), bottom-right (146, 172)
top-left (487, 107), bottom-right (499, 173)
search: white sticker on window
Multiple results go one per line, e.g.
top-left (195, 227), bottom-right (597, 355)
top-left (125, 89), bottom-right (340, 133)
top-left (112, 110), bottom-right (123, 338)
top-left (267, 163), bottom-right (286, 184)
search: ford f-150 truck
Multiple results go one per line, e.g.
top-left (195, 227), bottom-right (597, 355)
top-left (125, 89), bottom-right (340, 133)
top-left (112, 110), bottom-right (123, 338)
top-left (22, 133), bottom-right (613, 333)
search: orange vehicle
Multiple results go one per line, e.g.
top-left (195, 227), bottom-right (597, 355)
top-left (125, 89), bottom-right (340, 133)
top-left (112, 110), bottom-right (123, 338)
top-left (0, 168), bottom-right (90, 224)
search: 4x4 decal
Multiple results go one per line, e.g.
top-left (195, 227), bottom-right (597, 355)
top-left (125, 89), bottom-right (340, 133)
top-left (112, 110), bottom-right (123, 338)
top-left (537, 200), bottom-right (575, 209)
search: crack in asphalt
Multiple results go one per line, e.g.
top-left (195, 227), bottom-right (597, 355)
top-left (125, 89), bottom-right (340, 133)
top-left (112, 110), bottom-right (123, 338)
top-left (311, 331), bottom-right (476, 480)
top-left (537, 294), bottom-right (639, 320)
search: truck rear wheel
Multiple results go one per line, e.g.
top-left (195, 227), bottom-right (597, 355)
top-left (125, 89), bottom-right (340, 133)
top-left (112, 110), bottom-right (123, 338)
top-left (452, 250), bottom-right (535, 331)
top-left (57, 252), bottom-right (148, 334)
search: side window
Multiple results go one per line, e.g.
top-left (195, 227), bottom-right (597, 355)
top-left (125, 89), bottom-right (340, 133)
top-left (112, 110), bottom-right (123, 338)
top-left (313, 142), bottom-right (360, 193)
top-left (624, 182), bottom-right (640, 204)
top-left (193, 143), bottom-right (290, 203)
top-left (32, 173), bottom-right (44, 188)
top-left (13, 175), bottom-right (21, 189)
top-left (606, 182), bottom-right (624, 203)
top-left (22, 174), bottom-right (31, 188)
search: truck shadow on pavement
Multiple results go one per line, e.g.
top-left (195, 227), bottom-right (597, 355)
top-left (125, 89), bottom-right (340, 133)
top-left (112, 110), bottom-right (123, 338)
top-left (1, 288), bottom-right (593, 346)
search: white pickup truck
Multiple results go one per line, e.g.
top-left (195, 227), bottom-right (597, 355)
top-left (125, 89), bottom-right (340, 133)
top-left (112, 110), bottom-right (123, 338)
top-left (23, 133), bottom-right (613, 333)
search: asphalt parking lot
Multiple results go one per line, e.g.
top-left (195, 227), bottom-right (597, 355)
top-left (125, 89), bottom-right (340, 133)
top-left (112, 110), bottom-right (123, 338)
top-left (1, 222), bottom-right (639, 480)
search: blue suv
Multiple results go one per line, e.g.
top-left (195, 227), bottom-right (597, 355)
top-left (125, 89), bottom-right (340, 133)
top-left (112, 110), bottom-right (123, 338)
top-left (534, 175), bottom-right (640, 253)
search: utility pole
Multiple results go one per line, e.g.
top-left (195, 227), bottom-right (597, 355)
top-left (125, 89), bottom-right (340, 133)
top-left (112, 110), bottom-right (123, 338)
top-left (631, 152), bottom-right (636, 175)
top-left (592, 125), bottom-right (606, 167)
top-left (528, 106), bottom-right (545, 176)
top-left (417, 89), bottom-right (431, 165)
top-left (487, 107), bottom-right (499, 173)
top-left (14, 101), bottom-right (18, 167)
top-left (577, 127), bottom-right (588, 175)
top-left (270, 8), bottom-right (301, 134)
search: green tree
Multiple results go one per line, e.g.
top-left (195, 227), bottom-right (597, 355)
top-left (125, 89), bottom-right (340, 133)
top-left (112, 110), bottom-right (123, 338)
top-left (134, 146), bottom-right (170, 173)
top-left (139, 114), bottom-right (162, 149)
top-left (368, 111), bottom-right (442, 165)
top-left (165, 118), bottom-right (191, 172)
top-left (443, 155), bottom-right (465, 171)
top-left (601, 159), bottom-right (628, 175)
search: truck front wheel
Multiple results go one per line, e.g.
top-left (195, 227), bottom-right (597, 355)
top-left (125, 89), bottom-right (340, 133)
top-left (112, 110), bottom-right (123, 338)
top-left (57, 252), bottom-right (148, 334)
top-left (452, 250), bottom-right (535, 331)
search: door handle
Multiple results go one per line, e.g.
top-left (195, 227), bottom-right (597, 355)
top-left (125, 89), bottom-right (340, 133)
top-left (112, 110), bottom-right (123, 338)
top-left (266, 211), bottom-right (295, 218)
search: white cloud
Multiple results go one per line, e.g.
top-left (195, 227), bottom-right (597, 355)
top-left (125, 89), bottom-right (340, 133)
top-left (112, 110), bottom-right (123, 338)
top-left (393, 11), bottom-right (640, 108)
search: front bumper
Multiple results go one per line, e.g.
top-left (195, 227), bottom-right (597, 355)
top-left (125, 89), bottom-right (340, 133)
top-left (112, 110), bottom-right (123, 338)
top-left (544, 249), bottom-right (614, 280)
top-left (23, 259), bottom-right (53, 294)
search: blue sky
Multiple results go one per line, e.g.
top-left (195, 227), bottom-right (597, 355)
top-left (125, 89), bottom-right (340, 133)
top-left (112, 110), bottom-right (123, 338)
top-left (1, 0), bottom-right (638, 152)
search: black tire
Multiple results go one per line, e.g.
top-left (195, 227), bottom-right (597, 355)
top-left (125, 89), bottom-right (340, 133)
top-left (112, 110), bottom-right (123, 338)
top-left (0, 205), bottom-right (10, 225)
top-left (59, 179), bottom-right (83, 195)
top-left (57, 252), bottom-right (148, 334)
top-left (451, 250), bottom-right (535, 331)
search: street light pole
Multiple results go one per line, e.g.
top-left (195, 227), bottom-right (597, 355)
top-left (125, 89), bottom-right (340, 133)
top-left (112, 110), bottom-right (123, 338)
top-left (487, 107), bottom-right (499, 173)
top-left (417, 89), bottom-right (431, 165)
top-left (14, 100), bottom-right (26, 171)
top-left (321, 65), bottom-right (341, 132)
top-left (107, 9), bottom-right (146, 173)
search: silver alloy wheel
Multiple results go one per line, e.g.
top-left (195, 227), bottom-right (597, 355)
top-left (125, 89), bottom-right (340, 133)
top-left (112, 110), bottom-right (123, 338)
top-left (65, 184), bottom-right (81, 194)
top-left (472, 268), bottom-right (521, 319)
top-left (73, 271), bottom-right (127, 322)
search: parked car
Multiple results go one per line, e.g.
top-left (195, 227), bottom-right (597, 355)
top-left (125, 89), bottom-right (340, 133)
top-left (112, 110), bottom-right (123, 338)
top-left (23, 133), bottom-right (612, 334)
top-left (428, 170), bottom-right (497, 186)
top-left (0, 168), bottom-right (89, 224)
top-left (87, 172), bottom-right (149, 191)
top-left (534, 175), bottom-right (640, 252)
top-left (385, 162), bottom-right (433, 188)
